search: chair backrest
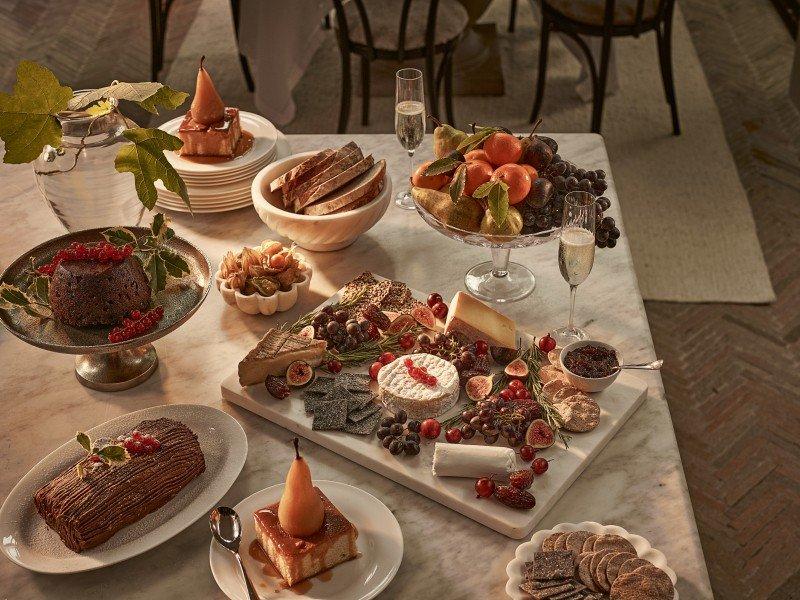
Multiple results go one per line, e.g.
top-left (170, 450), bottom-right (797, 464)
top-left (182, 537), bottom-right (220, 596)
top-left (331, 0), bottom-right (442, 60)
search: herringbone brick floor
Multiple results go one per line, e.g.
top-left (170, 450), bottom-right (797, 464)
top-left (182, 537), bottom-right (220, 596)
top-left (1, 1), bottom-right (799, 598)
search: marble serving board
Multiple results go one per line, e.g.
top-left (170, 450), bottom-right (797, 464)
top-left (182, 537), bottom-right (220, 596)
top-left (220, 284), bottom-right (648, 539)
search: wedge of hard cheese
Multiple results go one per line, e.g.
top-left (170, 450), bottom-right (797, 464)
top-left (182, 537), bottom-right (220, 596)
top-left (238, 328), bottom-right (326, 386)
top-left (443, 291), bottom-right (516, 349)
top-left (303, 160), bottom-right (386, 216)
top-left (269, 148), bottom-right (333, 195)
top-left (289, 143), bottom-right (363, 211)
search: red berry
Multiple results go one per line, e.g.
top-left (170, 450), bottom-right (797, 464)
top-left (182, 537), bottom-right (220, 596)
top-left (475, 477), bottom-right (496, 498)
top-left (369, 361), bottom-right (383, 380)
top-left (399, 332), bottom-right (415, 350)
top-left (445, 428), bottom-right (462, 443)
top-left (379, 352), bottom-right (396, 366)
top-left (519, 444), bottom-right (536, 462)
top-left (474, 340), bottom-right (489, 356)
top-left (431, 302), bottom-right (448, 320)
top-left (132, 431), bottom-right (142, 441)
top-left (499, 388), bottom-right (515, 401)
top-left (131, 440), bottom-right (143, 453)
top-left (420, 418), bottom-right (441, 439)
top-left (89, 454), bottom-right (101, 463)
top-left (327, 359), bottom-right (343, 374)
top-left (532, 457), bottom-right (549, 475)
top-left (515, 388), bottom-right (530, 400)
top-left (150, 439), bottom-right (161, 450)
top-left (508, 379), bottom-right (524, 390)
top-left (427, 292), bottom-right (443, 308)
top-left (404, 358), bottom-right (414, 369)
top-left (367, 323), bottom-right (380, 340)
top-left (131, 310), bottom-right (142, 320)
top-left (538, 334), bottom-right (557, 353)
top-left (426, 375), bottom-right (437, 386)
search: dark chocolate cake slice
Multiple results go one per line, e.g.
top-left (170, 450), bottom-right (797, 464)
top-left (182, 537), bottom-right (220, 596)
top-left (48, 255), bottom-right (151, 327)
top-left (34, 418), bottom-right (205, 553)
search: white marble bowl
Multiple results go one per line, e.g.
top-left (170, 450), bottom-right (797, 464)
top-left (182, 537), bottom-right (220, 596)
top-left (559, 339), bottom-right (622, 393)
top-left (214, 263), bottom-right (312, 315)
top-left (251, 151), bottom-right (392, 252)
top-left (505, 521), bottom-right (678, 599)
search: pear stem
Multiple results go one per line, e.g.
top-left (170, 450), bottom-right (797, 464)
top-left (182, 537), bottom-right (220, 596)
top-left (293, 437), bottom-right (300, 460)
top-left (200, 55), bottom-right (206, 70)
top-left (428, 115), bottom-right (442, 127)
top-left (528, 118), bottom-right (543, 138)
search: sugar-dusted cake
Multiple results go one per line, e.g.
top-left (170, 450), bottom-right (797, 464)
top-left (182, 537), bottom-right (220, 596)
top-left (34, 418), bottom-right (205, 553)
top-left (178, 56), bottom-right (241, 158)
top-left (49, 254), bottom-right (150, 327)
top-left (253, 439), bottom-right (357, 586)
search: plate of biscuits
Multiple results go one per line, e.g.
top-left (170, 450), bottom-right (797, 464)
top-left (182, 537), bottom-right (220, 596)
top-left (505, 521), bottom-right (677, 599)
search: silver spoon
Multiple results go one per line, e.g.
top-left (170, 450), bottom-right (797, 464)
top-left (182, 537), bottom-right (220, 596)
top-left (210, 506), bottom-right (259, 600)
top-left (614, 359), bottom-right (664, 371)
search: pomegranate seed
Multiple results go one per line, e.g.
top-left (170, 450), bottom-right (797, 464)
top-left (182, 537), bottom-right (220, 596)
top-left (131, 310), bottom-right (142, 320)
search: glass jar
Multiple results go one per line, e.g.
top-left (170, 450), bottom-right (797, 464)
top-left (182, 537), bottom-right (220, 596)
top-left (33, 95), bottom-right (145, 231)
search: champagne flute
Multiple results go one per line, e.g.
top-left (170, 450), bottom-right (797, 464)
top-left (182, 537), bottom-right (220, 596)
top-left (552, 191), bottom-right (596, 346)
top-left (394, 68), bottom-right (425, 210)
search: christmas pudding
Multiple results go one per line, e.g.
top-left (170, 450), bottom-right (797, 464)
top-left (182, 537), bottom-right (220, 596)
top-left (47, 243), bottom-right (151, 327)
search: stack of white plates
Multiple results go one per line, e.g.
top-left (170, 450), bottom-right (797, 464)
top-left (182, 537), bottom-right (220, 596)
top-left (156, 112), bottom-right (280, 213)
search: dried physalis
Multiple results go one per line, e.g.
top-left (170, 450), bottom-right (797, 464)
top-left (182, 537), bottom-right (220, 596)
top-left (220, 241), bottom-right (305, 296)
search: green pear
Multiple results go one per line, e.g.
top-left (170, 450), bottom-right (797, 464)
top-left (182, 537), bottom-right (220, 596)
top-left (480, 206), bottom-right (523, 239)
top-left (412, 186), bottom-right (483, 232)
top-left (434, 124), bottom-right (467, 159)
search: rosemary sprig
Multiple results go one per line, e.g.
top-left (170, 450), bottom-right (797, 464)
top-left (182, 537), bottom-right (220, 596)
top-left (324, 327), bottom-right (420, 367)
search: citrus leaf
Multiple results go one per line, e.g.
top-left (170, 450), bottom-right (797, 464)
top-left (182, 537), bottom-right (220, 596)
top-left (449, 163), bottom-right (467, 204)
top-left (144, 252), bottom-right (167, 293)
top-left (68, 82), bottom-right (188, 114)
top-left (160, 249), bottom-right (189, 278)
top-left (456, 126), bottom-right (499, 154)
top-left (102, 226), bottom-right (137, 247)
top-left (488, 183), bottom-right (508, 227)
top-left (115, 128), bottom-right (189, 210)
top-left (0, 61), bottom-right (72, 164)
top-left (424, 156), bottom-right (461, 176)
top-left (473, 181), bottom-right (495, 199)
top-left (76, 432), bottom-right (91, 453)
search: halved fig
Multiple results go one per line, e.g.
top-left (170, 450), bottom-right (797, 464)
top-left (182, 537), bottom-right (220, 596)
top-left (386, 313), bottom-right (416, 334)
top-left (490, 346), bottom-right (517, 365)
top-left (286, 360), bottom-right (314, 387)
top-left (505, 357), bottom-right (529, 379)
top-left (466, 375), bottom-right (493, 401)
top-left (297, 325), bottom-right (315, 340)
top-left (525, 418), bottom-right (555, 449)
top-left (412, 305), bottom-right (436, 330)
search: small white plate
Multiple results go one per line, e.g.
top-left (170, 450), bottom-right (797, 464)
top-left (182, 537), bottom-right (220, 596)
top-left (158, 200), bottom-right (254, 214)
top-left (160, 111), bottom-right (278, 175)
top-left (505, 521), bottom-right (678, 599)
top-left (0, 404), bottom-right (248, 574)
top-left (209, 480), bottom-right (403, 600)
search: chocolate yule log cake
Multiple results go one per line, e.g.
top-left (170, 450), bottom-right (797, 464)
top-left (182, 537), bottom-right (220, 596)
top-left (48, 255), bottom-right (151, 327)
top-left (34, 418), bottom-right (205, 553)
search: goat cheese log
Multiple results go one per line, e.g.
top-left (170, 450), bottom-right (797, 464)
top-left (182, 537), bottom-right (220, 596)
top-left (34, 418), bottom-right (205, 553)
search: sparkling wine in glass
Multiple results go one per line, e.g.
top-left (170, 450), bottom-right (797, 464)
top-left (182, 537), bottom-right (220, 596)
top-left (395, 68), bottom-right (425, 210)
top-left (552, 191), bottom-right (596, 346)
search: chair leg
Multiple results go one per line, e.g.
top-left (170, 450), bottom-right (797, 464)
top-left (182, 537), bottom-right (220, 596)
top-left (239, 54), bottom-right (255, 92)
top-left (591, 33), bottom-right (613, 133)
top-left (508, 0), bottom-right (518, 33)
top-left (360, 55), bottom-right (371, 126)
top-left (656, 17), bottom-right (680, 134)
top-left (529, 14), bottom-right (551, 123)
top-left (149, 0), bottom-right (162, 81)
top-left (444, 50), bottom-right (456, 126)
top-left (337, 51), bottom-right (352, 134)
top-left (425, 52), bottom-right (439, 122)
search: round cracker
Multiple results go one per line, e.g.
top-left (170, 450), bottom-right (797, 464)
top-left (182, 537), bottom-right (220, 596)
top-left (611, 570), bottom-right (673, 600)
top-left (582, 534), bottom-right (599, 553)
top-left (554, 532), bottom-right (571, 552)
top-left (595, 551), bottom-right (622, 592)
top-left (606, 551), bottom-right (638, 587)
top-left (542, 531), bottom-right (565, 552)
top-left (577, 553), bottom-right (599, 591)
top-left (552, 386), bottom-right (581, 403)
top-left (542, 378), bottom-right (570, 399)
top-left (564, 530), bottom-right (593, 559)
top-left (589, 549), bottom-right (614, 588)
top-left (617, 557), bottom-right (651, 578)
top-left (540, 366), bottom-right (569, 385)
top-left (560, 396), bottom-right (601, 433)
top-left (593, 534), bottom-right (637, 556)
top-left (632, 564), bottom-right (674, 599)
top-left (547, 349), bottom-right (562, 369)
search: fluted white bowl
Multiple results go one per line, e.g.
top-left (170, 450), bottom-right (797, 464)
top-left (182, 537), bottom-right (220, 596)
top-left (214, 262), bottom-right (312, 316)
top-left (251, 151), bottom-right (392, 252)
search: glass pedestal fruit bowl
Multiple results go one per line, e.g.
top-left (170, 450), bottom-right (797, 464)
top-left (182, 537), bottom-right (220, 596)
top-left (0, 228), bottom-right (211, 391)
top-left (414, 198), bottom-right (559, 303)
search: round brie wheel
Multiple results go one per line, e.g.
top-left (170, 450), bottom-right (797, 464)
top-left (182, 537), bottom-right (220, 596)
top-left (377, 353), bottom-right (460, 420)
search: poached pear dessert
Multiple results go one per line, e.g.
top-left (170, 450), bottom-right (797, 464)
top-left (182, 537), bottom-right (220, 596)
top-left (177, 56), bottom-right (248, 159)
top-left (253, 439), bottom-right (358, 586)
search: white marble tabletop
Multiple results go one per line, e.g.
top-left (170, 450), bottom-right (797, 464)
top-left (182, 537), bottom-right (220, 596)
top-left (0, 134), bottom-right (713, 599)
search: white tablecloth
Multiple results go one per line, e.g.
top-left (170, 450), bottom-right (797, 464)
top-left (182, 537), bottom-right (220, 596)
top-left (237, 0), bottom-right (330, 125)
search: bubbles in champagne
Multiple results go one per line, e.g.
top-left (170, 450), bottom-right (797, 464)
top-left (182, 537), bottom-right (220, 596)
top-left (395, 100), bottom-right (425, 151)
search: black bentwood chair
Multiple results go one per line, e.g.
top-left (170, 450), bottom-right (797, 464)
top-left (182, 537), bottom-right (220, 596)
top-left (530, 0), bottom-right (680, 135)
top-left (330, 0), bottom-right (469, 133)
top-left (148, 0), bottom-right (255, 92)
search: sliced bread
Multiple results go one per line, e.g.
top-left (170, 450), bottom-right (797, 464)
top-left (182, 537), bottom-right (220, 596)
top-left (296, 154), bottom-right (375, 211)
top-left (286, 143), bottom-right (362, 209)
top-left (269, 148), bottom-right (333, 195)
top-left (302, 159), bottom-right (386, 216)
